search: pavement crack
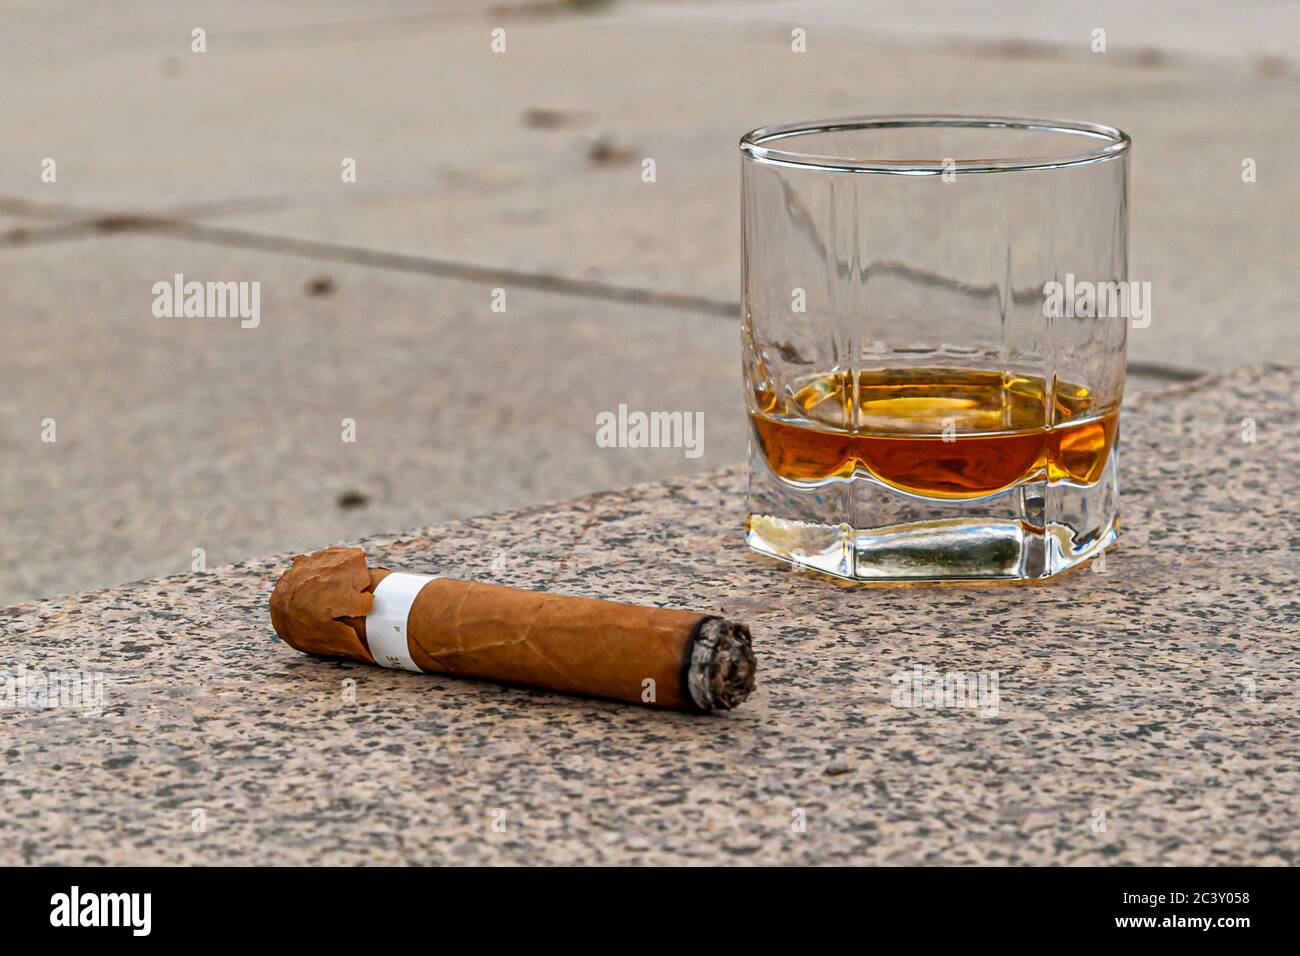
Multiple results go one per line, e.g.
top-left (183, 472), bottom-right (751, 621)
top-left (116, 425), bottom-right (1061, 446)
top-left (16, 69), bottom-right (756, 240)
top-left (0, 196), bottom-right (1208, 386)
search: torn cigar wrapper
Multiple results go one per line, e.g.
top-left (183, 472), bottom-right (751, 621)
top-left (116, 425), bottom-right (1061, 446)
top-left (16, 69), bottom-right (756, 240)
top-left (269, 547), bottom-right (756, 712)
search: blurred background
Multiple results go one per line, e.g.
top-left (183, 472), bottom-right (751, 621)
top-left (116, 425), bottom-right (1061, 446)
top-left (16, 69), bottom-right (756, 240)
top-left (2, 0), bottom-right (1296, 603)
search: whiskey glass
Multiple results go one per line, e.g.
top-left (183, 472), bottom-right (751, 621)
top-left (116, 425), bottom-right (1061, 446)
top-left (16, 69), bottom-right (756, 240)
top-left (741, 116), bottom-right (1130, 581)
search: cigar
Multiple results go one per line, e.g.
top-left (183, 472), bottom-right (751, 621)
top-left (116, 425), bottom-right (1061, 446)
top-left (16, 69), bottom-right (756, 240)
top-left (268, 547), bottom-right (756, 712)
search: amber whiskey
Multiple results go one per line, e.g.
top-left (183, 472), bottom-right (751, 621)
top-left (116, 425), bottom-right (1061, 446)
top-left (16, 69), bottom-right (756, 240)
top-left (750, 368), bottom-right (1119, 499)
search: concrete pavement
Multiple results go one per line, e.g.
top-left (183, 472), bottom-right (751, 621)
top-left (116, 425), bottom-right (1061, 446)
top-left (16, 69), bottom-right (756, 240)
top-left (2, 1), bottom-right (1295, 601)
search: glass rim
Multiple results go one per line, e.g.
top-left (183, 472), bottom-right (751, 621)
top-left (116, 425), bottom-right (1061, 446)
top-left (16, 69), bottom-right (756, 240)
top-left (739, 115), bottom-right (1131, 175)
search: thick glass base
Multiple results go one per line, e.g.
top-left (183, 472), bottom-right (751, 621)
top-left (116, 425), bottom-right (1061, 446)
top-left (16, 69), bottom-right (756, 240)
top-left (746, 443), bottom-right (1120, 582)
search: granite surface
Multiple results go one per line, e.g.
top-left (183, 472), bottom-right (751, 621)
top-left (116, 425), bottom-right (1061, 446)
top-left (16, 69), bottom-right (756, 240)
top-left (2, 365), bottom-right (1297, 865)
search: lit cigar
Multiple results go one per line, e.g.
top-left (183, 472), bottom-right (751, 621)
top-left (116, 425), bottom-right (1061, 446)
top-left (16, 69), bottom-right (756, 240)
top-left (269, 547), bottom-right (756, 712)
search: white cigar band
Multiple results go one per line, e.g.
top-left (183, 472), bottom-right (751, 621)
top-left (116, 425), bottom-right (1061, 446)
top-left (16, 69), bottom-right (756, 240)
top-left (364, 572), bottom-right (438, 672)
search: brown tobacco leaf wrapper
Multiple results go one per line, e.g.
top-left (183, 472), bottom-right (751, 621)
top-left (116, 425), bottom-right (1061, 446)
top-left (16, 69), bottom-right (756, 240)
top-left (269, 547), bottom-right (756, 712)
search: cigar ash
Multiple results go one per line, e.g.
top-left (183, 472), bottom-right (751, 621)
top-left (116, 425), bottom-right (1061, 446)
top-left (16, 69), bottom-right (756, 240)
top-left (688, 618), bottom-right (757, 711)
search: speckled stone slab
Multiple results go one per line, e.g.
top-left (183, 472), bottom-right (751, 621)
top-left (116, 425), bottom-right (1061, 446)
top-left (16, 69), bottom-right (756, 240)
top-left (2, 365), bottom-right (1297, 865)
